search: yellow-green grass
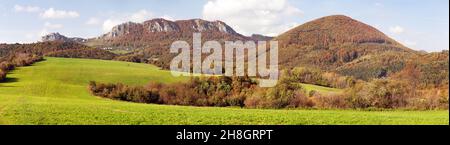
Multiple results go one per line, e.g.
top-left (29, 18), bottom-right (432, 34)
top-left (109, 49), bottom-right (133, 55)
top-left (299, 83), bottom-right (343, 94)
top-left (0, 57), bottom-right (448, 125)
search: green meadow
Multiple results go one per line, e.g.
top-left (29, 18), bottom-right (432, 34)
top-left (0, 57), bottom-right (448, 125)
top-left (300, 83), bottom-right (343, 94)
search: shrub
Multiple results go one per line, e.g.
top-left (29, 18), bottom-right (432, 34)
top-left (226, 94), bottom-right (247, 108)
top-left (408, 87), bottom-right (449, 110)
top-left (288, 91), bottom-right (315, 108)
top-left (244, 72), bottom-right (310, 109)
top-left (9, 53), bottom-right (43, 67)
top-left (368, 79), bottom-right (411, 109)
top-left (0, 62), bottom-right (15, 71)
top-left (244, 88), bottom-right (269, 108)
top-left (0, 69), bottom-right (6, 81)
top-left (345, 79), bottom-right (412, 109)
top-left (312, 94), bottom-right (348, 109)
top-left (158, 85), bottom-right (179, 105)
top-left (0, 53), bottom-right (43, 82)
top-left (345, 82), bottom-right (368, 109)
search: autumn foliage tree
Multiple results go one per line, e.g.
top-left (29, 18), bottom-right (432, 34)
top-left (88, 76), bottom-right (257, 107)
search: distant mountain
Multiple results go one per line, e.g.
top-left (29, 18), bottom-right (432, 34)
top-left (101, 18), bottom-right (240, 39)
top-left (86, 18), bottom-right (249, 49)
top-left (275, 15), bottom-right (419, 80)
top-left (250, 34), bottom-right (274, 41)
top-left (41, 32), bottom-right (87, 43)
top-left (85, 18), bottom-right (252, 68)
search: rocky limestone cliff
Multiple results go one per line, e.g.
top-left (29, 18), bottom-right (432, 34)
top-left (41, 32), bottom-right (87, 43)
top-left (101, 18), bottom-right (239, 39)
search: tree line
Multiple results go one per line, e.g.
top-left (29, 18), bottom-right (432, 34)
top-left (89, 76), bottom-right (256, 107)
top-left (88, 67), bottom-right (448, 110)
top-left (0, 53), bottom-right (43, 81)
top-left (0, 41), bottom-right (117, 60)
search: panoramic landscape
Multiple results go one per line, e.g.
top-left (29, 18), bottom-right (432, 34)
top-left (0, 0), bottom-right (448, 125)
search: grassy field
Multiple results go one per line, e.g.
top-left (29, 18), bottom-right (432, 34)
top-left (109, 49), bottom-right (133, 55)
top-left (300, 83), bottom-right (343, 94)
top-left (0, 57), bottom-right (448, 125)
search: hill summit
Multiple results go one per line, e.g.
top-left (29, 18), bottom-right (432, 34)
top-left (276, 15), bottom-right (404, 47)
top-left (275, 15), bottom-right (418, 80)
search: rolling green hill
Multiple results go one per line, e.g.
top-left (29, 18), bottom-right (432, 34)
top-left (0, 57), bottom-right (448, 125)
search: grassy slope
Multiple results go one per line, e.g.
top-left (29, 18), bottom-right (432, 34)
top-left (0, 57), bottom-right (448, 125)
top-left (109, 49), bottom-right (133, 55)
top-left (300, 83), bottom-right (343, 94)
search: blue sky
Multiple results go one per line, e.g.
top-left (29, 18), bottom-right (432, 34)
top-left (0, 0), bottom-right (448, 52)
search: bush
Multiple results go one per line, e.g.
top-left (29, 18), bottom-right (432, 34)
top-left (0, 53), bottom-right (43, 82)
top-left (345, 79), bottom-right (414, 109)
top-left (0, 69), bottom-right (6, 81)
top-left (226, 94), bottom-right (247, 107)
top-left (0, 62), bottom-right (15, 71)
top-left (312, 94), bottom-right (348, 109)
top-left (244, 88), bottom-right (268, 108)
top-left (408, 87), bottom-right (449, 110)
top-left (288, 91), bottom-right (315, 108)
top-left (9, 53), bottom-right (43, 67)
top-left (369, 80), bottom-right (411, 108)
top-left (244, 72), bottom-right (312, 109)
top-left (345, 82), bottom-right (371, 109)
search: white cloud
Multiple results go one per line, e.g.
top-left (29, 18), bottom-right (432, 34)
top-left (375, 3), bottom-right (384, 7)
top-left (25, 33), bottom-right (35, 39)
top-left (161, 15), bottom-right (175, 21)
top-left (14, 4), bottom-right (40, 13)
top-left (402, 40), bottom-right (417, 48)
top-left (40, 8), bottom-right (79, 19)
top-left (37, 22), bottom-right (63, 37)
top-left (202, 0), bottom-right (303, 36)
top-left (389, 26), bottom-right (405, 34)
top-left (44, 22), bottom-right (63, 29)
top-left (130, 9), bottom-right (153, 22)
top-left (102, 9), bottom-right (156, 32)
top-left (39, 28), bottom-right (50, 37)
top-left (86, 17), bottom-right (101, 25)
top-left (102, 19), bottom-right (123, 32)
